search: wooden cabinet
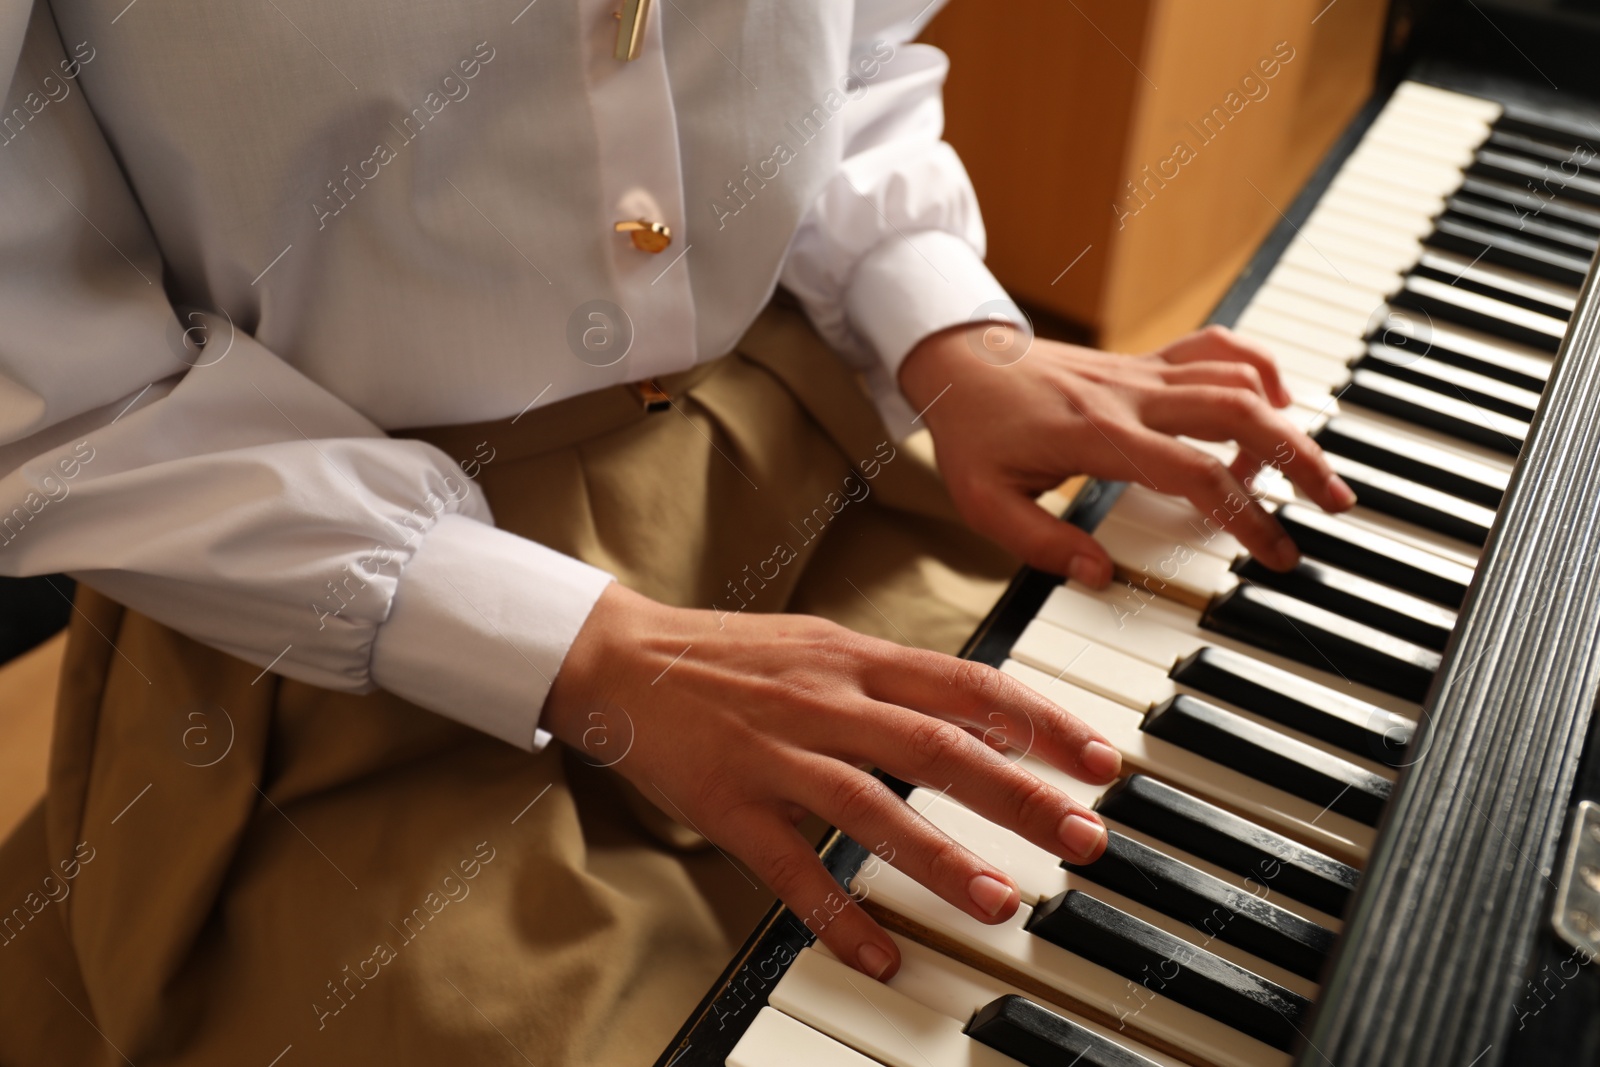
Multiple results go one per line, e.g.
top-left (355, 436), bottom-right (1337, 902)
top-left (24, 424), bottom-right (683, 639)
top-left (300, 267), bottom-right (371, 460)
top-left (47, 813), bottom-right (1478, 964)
top-left (922, 0), bottom-right (1390, 352)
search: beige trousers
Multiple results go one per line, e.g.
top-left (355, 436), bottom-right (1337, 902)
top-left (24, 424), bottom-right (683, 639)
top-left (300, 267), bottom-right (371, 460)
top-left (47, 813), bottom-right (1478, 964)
top-left (0, 301), bottom-right (1015, 1066)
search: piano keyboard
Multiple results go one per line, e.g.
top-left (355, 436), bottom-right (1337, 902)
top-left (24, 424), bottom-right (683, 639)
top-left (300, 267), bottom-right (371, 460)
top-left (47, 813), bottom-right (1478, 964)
top-left (711, 79), bottom-right (1596, 1067)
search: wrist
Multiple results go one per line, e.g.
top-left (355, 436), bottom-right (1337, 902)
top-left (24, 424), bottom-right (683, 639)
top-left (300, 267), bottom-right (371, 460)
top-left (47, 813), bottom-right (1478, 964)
top-left (543, 582), bottom-right (656, 750)
top-left (898, 322), bottom-right (1021, 414)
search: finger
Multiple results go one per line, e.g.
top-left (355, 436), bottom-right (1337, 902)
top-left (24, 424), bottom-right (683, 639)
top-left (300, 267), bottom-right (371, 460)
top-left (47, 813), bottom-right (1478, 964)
top-left (1229, 445), bottom-right (1269, 490)
top-left (962, 480), bottom-right (1114, 588)
top-left (1140, 386), bottom-right (1357, 515)
top-left (1156, 360), bottom-right (1270, 402)
top-left (790, 756), bottom-right (1031, 925)
top-left (857, 644), bottom-right (1121, 785)
top-left (1125, 428), bottom-right (1301, 570)
top-left (823, 704), bottom-right (1109, 867)
top-left (735, 810), bottom-right (902, 979)
top-left (1153, 325), bottom-right (1292, 407)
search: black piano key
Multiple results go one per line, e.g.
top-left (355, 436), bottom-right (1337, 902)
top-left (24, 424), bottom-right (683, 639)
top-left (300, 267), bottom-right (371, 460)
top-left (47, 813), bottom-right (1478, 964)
top-left (1491, 106), bottom-right (1600, 161)
top-left (1483, 128), bottom-right (1600, 176)
top-left (1322, 452), bottom-right (1497, 546)
top-left (1276, 503), bottom-right (1473, 608)
top-left (1376, 310), bottom-right (1552, 391)
top-left (1442, 196), bottom-right (1599, 258)
top-left (1388, 275), bottom-right (1567, 352)
top-left (1201, 583), bottom-right (1440, 701)
top-left (1234, 555), bottom-right (1456, 651)
top-left (1027, 890), bottom-right (1310, 1050)
top-left (1341, 368), bottom-right (1527, 456)
top-left (1141, 694), bottom-right (1390, 825)
top-left (1066, 830), bottom-right (1337, 980)
top-left (1457, 173), bottom-right (1600, 237)
top-left (966, 995), bottom-right (1161, 1067)
top-left (1096, 775), bottom-right (1361, 915)
top-left (1469, 147), bottom-right (1600, 208)
top-left (1412, 249), bottom-right (1575, 321)
top-left (1171, 645), bottom-right (1416, 766)
top-left (1315, 415), bottom-right (1507, 508)
top-left (1355, 346), bottom-right (1541, 423)
top-left (1423, 215), bottom-right (1592, 288)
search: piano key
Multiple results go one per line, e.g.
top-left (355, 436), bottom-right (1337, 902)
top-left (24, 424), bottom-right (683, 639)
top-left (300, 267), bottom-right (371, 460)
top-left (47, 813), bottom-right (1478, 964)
top-left (1170, 645), bottom-right (1415, 766)
top-left (1363, 123), bottom-right (1481, 168)
top-left (1329, 170), bottom-right (1449, 221)
top-left (727, 1007), bottom-right (883, 1067)
top-left (1340, 367), bottom-right (1527, 455)
top-left (1389, 274), bottom-right (1568, 351)
top-left (1030, 579), bottom-right (1422, 720)
top-left (1201, 583), bottom-right (1440, 701)
top-left (1026, 891), bottom-right (1311, 1050)
top-left (1254, 286), bottom-right (1375, 338)
top-left (1314, 413), bottom-right (1509, 507)
top-left (1094, 515), bottom-right (1238, 608)
top-left (1011, 620), bottom-right (1175, 710)
top-left (1357, 344), bottom-right (1542, 422)
top-left (766, 948), bottom-right (1027, 1067)
top-left (866, 935), bottom-right (1192, 1067)
top-left (1263, 260), bottom-right (1392, 319)
top-left (1279, 238), bottom-right (1405, 294)
top-left (851, 863), bottom-right (1292, 1067)
top-left (1274, 502), bottom-right (1473, 606)
top-left (967, 995), bottom-right (1163, 1067)
top-left (1470, 147), bottom-right (1600, 207)
top-left (1141, 693), bottom-right (1391, 824)
top-left (1424, 213), bottom-right (1593, 287)
top-left (1322, 451), bottom-right (1497, 545)
top-left (1104, 484), bottom-right (1246, 561)
top-left (1414, 248), bottom-right (1579, 316)
top-left (1363, 309), bottom-right (1553, 389)
top-left (1095, 774), bottom-right (1360, 916)
top-left (1391, 80), bottom-right (1503, 123)
top-left (905, 789), bottom-right (1321, 996)
top-left (1441, 196), bottom-right (1598, 257)
top-left (1235, 305), bottom-right (1365, 363)
top-left (1458, 172), bottom-right (1600, 234)
top-left (1234, 554), bottom-right (1456, 651)
top-left (1065, 831), bottom-right (1336, 981)
top-left (1002, 658), bottom-right (1374, 864)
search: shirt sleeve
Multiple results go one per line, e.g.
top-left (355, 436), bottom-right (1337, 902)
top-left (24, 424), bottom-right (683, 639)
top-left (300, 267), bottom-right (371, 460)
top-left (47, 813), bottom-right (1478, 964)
top-left (778, 0), bottom-right (1027, 438)
top-left (0, 3), bottom-right (610, 749)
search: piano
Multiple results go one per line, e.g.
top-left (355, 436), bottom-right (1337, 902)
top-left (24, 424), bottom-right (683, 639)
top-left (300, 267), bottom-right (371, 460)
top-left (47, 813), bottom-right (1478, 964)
top-left (656, 5), bottom-right (1600, 1065)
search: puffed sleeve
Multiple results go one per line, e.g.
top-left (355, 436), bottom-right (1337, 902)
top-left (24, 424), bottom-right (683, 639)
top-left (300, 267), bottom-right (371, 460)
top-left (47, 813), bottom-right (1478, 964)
top-left (779, 0), bottom-right (1027, 437)
top-left (0, 2), bottom-right (612, 749)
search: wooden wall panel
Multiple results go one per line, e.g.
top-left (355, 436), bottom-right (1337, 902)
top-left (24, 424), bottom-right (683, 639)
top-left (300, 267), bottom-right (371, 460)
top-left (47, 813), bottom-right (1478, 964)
top-left (923, 0), bottom-right (1389, 352)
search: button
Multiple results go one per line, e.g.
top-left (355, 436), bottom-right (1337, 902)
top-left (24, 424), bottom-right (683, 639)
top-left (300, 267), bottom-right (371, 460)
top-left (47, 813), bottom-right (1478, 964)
top-left (614, 219), bottom-right (671, 253)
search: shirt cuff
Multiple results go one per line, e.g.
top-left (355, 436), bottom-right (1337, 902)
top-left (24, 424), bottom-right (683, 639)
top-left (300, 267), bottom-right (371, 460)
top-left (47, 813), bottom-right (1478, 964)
top-left (369, 513), bottom-right (615, 749)
top-left (844, 229), bottom-right (1025, 438)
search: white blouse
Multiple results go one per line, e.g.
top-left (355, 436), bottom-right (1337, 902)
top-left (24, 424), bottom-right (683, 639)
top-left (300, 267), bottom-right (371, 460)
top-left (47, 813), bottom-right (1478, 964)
top-left (0, 0), bottom-right (1019, 746)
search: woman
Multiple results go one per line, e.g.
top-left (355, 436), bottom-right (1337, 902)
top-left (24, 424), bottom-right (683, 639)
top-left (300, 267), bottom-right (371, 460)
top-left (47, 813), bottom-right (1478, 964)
top-left (0, 0), bottom-right (1351, 1063)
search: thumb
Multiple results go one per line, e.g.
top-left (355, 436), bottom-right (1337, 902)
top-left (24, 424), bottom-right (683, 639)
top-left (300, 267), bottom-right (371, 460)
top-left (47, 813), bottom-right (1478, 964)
top-left (968, 483), bottom-right (1114, 588)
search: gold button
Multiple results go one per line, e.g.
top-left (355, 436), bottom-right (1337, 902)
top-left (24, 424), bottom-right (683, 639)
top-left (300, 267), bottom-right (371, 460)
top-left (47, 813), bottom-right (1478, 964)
top-left (614, 219), bottom-right (672, 254)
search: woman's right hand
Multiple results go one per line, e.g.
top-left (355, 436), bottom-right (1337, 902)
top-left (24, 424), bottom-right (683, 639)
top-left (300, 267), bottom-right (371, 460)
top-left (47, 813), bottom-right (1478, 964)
top-left (541, 582), bottom-right (1122, 980)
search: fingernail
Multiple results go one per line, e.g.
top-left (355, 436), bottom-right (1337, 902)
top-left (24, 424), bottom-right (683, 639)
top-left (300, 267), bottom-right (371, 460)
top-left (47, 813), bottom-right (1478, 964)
top-left (1068, 556), bottom-right (1106, 587)
top-left (1326, 474), bottom-right (1357, 509)
top-left (967, 873), bottom-right (1016, 918)
top-left (1058, 812), bottom-right (1106, 861)
top-left (1272, 534), bottom-right (1300, 570)
top-left (1080, 740), bottom-right (1122, 781)
top-left (857, 942), bottom-right (893, 979)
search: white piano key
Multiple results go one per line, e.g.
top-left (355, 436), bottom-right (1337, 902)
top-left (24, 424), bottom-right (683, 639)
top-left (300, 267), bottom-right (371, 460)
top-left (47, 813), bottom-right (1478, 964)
top-left (1362, 125), bottom-right (1479, 169)
top-left (1029, 583), bottom-right (1421, 719)
top-left (1416, 249), bottom-right (1579, 312)
top-left (1279, 239), bottom-right (1405, 293)
top-left (1311, 196), bottom-right (1435, 243)
top-left (850, 862), bottom-right (1293, 1067)
top-left (727, 1006), bottom-right (882, 1067)
top-left (767, 948), bottom-right (1024, 1067)
top-left (1094, 513), bottom-right (1240, 608)
top-left (857, 935), bottom-right (1191, 1067)
top-left (1103, 484), bottom-right (1247, 561)
top-left (1002, 659), bottom-right (1374, 865)
top-left (904, 789), bottom-right (1323, 997)
top-left (1235, 305), bottom-right (1365, 362)
top-left (1290, 221), bottom-right (1425, 275)
top-left (997, 763), bottom-right (1347, 929)
top-left (1392, 80), bottom-right (1503, 123)
top-left (1234, 330), bottom-right (1355, 386)
top-left (1248, 286), bottom-right (1376, 335)
top-left (1010, 618), bottom-right (1175, 709)
top-left (1330, 408), bottom-right (1517, 477)
top-left (1262, 261), bottom-right (1392, 318)
top-left (1367, 111), bottom-right (1491, 153)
